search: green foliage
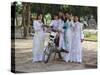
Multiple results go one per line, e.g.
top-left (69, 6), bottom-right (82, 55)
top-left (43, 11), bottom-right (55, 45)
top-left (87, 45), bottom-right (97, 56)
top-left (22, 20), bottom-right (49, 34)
top-left (84, 31), bottom-right (97, 41)
top-left (16, 3), bottom-right (23, 15)
top-left (84, 32), bottom-right (91, 37)
top-left (31, 3), bottom-right (97, 20)
top-left (44, 13), bottom-right (52, 25)
top-left (16, 2), bottom-right (97, 20)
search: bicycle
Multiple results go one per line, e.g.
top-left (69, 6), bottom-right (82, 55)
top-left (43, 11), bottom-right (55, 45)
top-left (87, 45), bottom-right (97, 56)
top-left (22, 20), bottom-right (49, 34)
top-left (43, 28), bottom-right (69, 63)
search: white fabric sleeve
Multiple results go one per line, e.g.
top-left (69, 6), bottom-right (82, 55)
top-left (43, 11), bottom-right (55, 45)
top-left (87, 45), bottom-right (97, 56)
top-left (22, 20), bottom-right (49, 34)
top-left (33, 21), bottom-right (41, 31)
top-left (81, 31), bottom-right (84, 39)
top-left (80, 23), bottom-right (84, 39)
top-left (58, 21), bottom-right (64, 32)
top-left (49, 20), bottom-right (54, 26)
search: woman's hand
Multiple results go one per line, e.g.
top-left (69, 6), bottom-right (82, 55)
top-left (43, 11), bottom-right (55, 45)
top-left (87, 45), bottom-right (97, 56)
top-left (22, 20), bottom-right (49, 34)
top-left (81, 39), bottom-right (84, 43)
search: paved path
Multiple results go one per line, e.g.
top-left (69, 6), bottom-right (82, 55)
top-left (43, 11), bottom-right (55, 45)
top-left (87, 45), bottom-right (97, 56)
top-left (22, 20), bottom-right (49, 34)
top-left (13, 38), bottom-right (97, 73)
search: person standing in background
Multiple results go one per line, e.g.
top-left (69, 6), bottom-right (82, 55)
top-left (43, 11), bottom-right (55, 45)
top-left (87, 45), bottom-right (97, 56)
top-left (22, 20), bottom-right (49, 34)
top-left (63, 13), bottom-right (75, 62)
top-left (69, 14), bottom-right (76, 62)
top-left (58, 11), bottom-right (65, 51)
top-left (50, 13), bottom-right (59, 47)
top-left (32, 13), bottom-right (45, 63)
top-left (71, 16), bottom-right (84, 63)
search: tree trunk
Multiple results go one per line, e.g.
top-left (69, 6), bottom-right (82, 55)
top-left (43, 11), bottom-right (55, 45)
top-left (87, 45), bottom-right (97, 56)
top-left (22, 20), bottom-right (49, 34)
top-left (22, 2), bottom-right (31, 38)
top-left (26, 3), bottom-right (31, 36)
top-left (22, 3), bottom-right (27, 38)
top-left (15, 13), bottom-right (18, 26)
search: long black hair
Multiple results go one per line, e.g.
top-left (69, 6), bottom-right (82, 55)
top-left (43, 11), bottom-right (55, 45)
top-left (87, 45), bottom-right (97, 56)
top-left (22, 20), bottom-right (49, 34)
top-left (36, 13), bottom-right (44, 24)
top-left (64, 12), bottom-right (70, 23)
top-left (74, 15), bottom-right (80, 22)
top-left (52, 13), bottom-right (58, 20)
top-left (64, 17), bottom-right (68, 23)
top-left (58, 11), bottom-right (65, 21)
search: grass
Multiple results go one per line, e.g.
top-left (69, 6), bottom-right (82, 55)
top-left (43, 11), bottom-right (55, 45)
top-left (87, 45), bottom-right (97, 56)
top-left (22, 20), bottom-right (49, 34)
top-left (84, 32), bottom-right (97, 41)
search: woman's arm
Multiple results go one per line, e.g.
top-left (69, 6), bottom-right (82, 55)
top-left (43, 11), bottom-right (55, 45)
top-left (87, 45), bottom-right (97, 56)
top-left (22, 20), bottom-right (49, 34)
top-left (80, 23), bottom-right (84, 42)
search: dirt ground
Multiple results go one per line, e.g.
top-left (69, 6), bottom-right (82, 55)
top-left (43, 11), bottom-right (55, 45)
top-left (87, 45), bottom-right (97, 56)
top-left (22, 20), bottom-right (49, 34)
top-left (13, 38), bottom-right (97, 73)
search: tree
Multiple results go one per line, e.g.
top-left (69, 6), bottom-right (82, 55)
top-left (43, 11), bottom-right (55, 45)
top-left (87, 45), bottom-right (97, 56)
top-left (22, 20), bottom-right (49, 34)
top-left (22, 2), bottom-right (31, 38)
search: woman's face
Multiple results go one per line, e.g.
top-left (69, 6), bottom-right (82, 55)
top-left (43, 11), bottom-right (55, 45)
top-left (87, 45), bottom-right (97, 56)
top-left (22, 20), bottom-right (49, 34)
top-left (38, 14), bottom-right (42, 20)
top-left (54, 15), bottom-right (58, 20)
top-left (70, 15), bottom-right (74, 20)
top-left (65, 13), bottom-right (70, 19)
top-left (74, 16), bottom-right (79, 22)
top-left (59, 12), bottom-right (63, 17)
top-left (59, 12), bottom-right (64, 18)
